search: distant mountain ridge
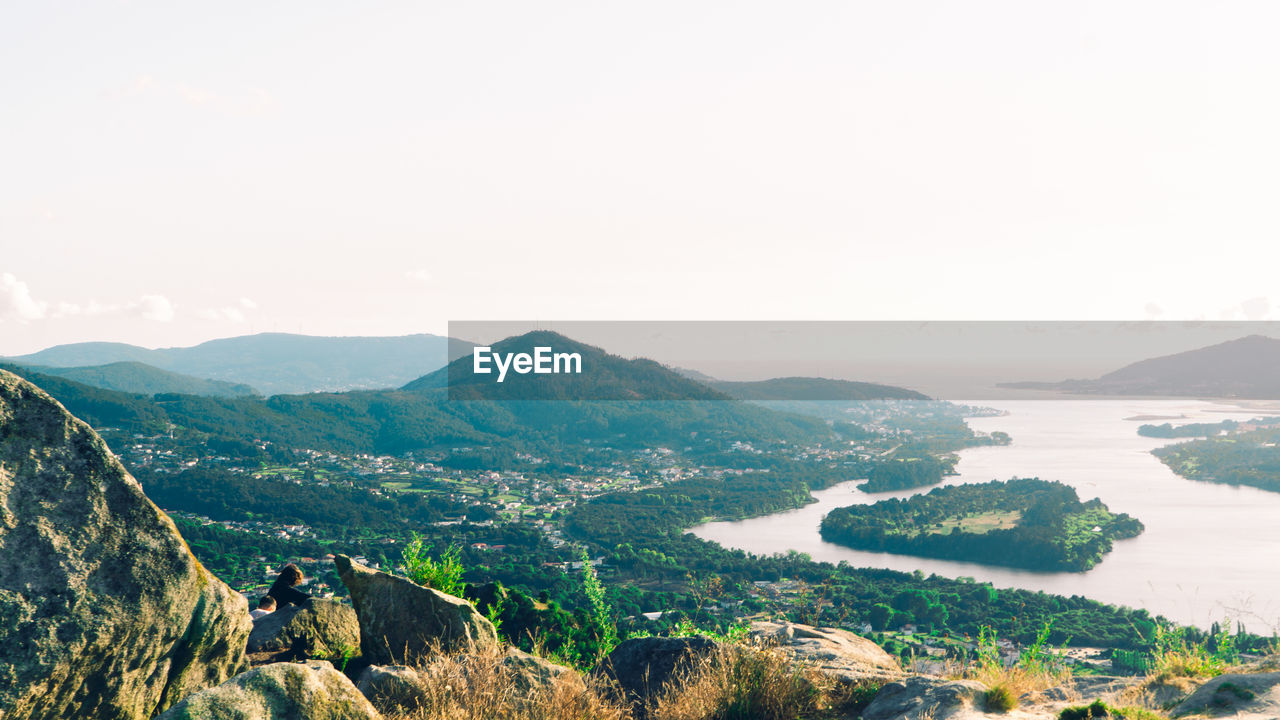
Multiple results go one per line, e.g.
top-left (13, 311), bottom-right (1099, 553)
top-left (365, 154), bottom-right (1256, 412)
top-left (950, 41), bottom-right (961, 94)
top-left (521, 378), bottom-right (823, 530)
top-left (710, 376), bottom-right (929, 401)
top-left (1, 331), bottom-right (836, 459)
top-left (6, 332), bottom-right (472, 395)
top-left (15, 361), bottom-right (258, 398)
top-left (1001, 334), bottom-right (1280, 398)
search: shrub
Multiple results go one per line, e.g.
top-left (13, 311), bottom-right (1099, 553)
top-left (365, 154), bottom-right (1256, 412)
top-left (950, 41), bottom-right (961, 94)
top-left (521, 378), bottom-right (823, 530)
top-left (984, 684), bottom-right (1017, 713)
top-left (1059, 699), bottom-right (1111, 720)
top-left (401, 533), bottom-right (465, 596)
top-left (1147, 621), bottom-right (1237, 680)
top-left (1058, 699), bottom-right (1163, 720)
top-left (578, 547), bottom-right (618, 665)
top-left (1211, 681), bottom-right (1256, 707)
top-left (668, 617), bottom-right (751, 644)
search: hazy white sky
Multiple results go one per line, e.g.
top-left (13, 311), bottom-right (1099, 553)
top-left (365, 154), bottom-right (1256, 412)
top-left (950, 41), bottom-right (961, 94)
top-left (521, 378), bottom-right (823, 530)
top-left (2, 2), bottom-right (1278, 354)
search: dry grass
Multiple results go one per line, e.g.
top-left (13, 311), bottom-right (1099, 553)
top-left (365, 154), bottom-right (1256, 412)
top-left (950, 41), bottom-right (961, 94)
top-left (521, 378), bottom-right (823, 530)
top-left (370, 638), bottom-right (886, 720)
top-left (1112, 673), bottom-right (1204, 713)
top-left (646, 641), bottom-right (878, 720)
top-left (374, 643), bottom-right (628, 720)
top-left (962, 660), bottom-right (1071, 703)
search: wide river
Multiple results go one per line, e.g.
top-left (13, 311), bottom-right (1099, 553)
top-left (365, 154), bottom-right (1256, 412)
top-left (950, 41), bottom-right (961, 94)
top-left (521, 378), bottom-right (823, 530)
top-left (691, 399), bottom-right (1280, 630)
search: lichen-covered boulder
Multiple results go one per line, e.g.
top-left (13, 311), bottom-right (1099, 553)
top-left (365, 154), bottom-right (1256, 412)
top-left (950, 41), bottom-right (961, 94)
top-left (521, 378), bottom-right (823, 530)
top-left (749, 621), bottom-right (903, 683)
top-left (596, 636), bottom-right (720, 714)
top-left (156, 660), bottom-right (381, 720)
top-left (246, 598), bottom-right (361, 665)
top-left (503, 646), bottom-right (582, 692)
top-left (355, 664), bottom-right (430, 710)
top-left (0, 370), bottom-right (252, 720)
top-left (334, 554), bottom-right (499, 664)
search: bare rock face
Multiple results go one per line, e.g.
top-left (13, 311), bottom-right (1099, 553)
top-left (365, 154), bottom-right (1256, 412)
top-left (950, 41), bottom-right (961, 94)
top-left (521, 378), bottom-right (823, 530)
top-left (156, 660), bottom-right (381, 720)
top-left (1170, 672), bottom-right (1280, 718)
top-left (749, 621), bottom-right (903, 683)
top-left (861, 676), bottom-right (989, 720)
top-left (0, 370), bottom-right (252, 719)
top-left (246, 599), bottom-right (361, 665)
top-left (334, 554), bottom-right (499, 664)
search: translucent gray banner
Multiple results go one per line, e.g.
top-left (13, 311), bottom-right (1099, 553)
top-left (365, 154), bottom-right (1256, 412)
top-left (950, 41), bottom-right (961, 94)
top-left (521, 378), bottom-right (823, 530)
top-left (441, 321), bottom-right (1280, 401)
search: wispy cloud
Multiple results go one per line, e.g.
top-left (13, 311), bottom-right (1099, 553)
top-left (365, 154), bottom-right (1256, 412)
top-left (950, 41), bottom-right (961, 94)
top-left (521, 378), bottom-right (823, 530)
top-left (197, 297), bottom-right (258, 323)
top-left (0, 273), bottom-right (48, 322)
top-left (137, 295), bottom-right (175, 322)
top-left (1, 274), bottom-right (176, 324)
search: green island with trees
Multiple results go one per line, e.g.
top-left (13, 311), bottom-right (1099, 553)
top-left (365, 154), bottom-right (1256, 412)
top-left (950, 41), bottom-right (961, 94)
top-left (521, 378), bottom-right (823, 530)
top-left (1138, 417), bottom-right (1280, 439)
top-left (1153, 425), bottom-right (1280, 493)
top-left (819, 478), bottom-right (1144, 572)
top-left (859, 455), bottom-right (950, 492)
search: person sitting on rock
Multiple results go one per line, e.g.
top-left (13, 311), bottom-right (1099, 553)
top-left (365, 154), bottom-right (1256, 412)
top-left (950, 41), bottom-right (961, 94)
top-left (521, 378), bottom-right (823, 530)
top-left (249, 595), bottom-right (276, 620)
top-left (267, 563), bottom-right (310, 608)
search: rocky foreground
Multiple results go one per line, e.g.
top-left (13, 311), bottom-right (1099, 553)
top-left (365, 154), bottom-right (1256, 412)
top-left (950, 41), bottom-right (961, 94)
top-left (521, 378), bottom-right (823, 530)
top-left (1, 367), bottom-right (1278, 720)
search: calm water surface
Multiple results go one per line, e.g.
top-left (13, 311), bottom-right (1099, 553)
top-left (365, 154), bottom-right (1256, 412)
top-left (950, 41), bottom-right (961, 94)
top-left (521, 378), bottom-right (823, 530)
top-left (690, 400), bottom-right (1280, 629)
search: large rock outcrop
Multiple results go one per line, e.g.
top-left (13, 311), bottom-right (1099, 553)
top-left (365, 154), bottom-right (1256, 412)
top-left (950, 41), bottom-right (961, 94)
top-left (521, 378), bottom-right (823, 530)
top-left (334, 554), bottom-right (499, 664)
top-left (246, 598), bottom-right (361, 665)
top-left (156, 660), bottom-right (381, 720)
top-left (749, 621), bottom-right (903, 683)
top-left (0, 370), bottom-right (252, 719)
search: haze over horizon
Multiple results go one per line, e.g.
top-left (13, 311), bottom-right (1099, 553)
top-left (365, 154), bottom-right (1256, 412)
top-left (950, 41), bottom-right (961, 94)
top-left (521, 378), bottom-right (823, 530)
top-left (5, 2), bottom-right (1280, 355)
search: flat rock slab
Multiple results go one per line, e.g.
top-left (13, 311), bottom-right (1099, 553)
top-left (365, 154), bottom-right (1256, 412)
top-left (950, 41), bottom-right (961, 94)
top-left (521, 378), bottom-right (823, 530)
top-left (749, 620), bottom-right (903, 683)
top-left (863, 676), bottom-right (989, 720)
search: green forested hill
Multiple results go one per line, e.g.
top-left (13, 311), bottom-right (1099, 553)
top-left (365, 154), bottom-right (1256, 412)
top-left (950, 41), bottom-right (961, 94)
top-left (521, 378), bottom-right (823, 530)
top-left (0, 351), bottom-right (834, 462)
top-left (17, 361), bottom-right (258, 397)
top-left (0, 364), bottom-right (170, 430)
top-left (6, 332), bottom-right (468, 394)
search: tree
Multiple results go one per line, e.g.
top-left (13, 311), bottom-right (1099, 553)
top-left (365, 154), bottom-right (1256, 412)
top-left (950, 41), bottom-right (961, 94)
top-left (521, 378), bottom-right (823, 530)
top-left (869, 603), bottom-right (894, 631)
